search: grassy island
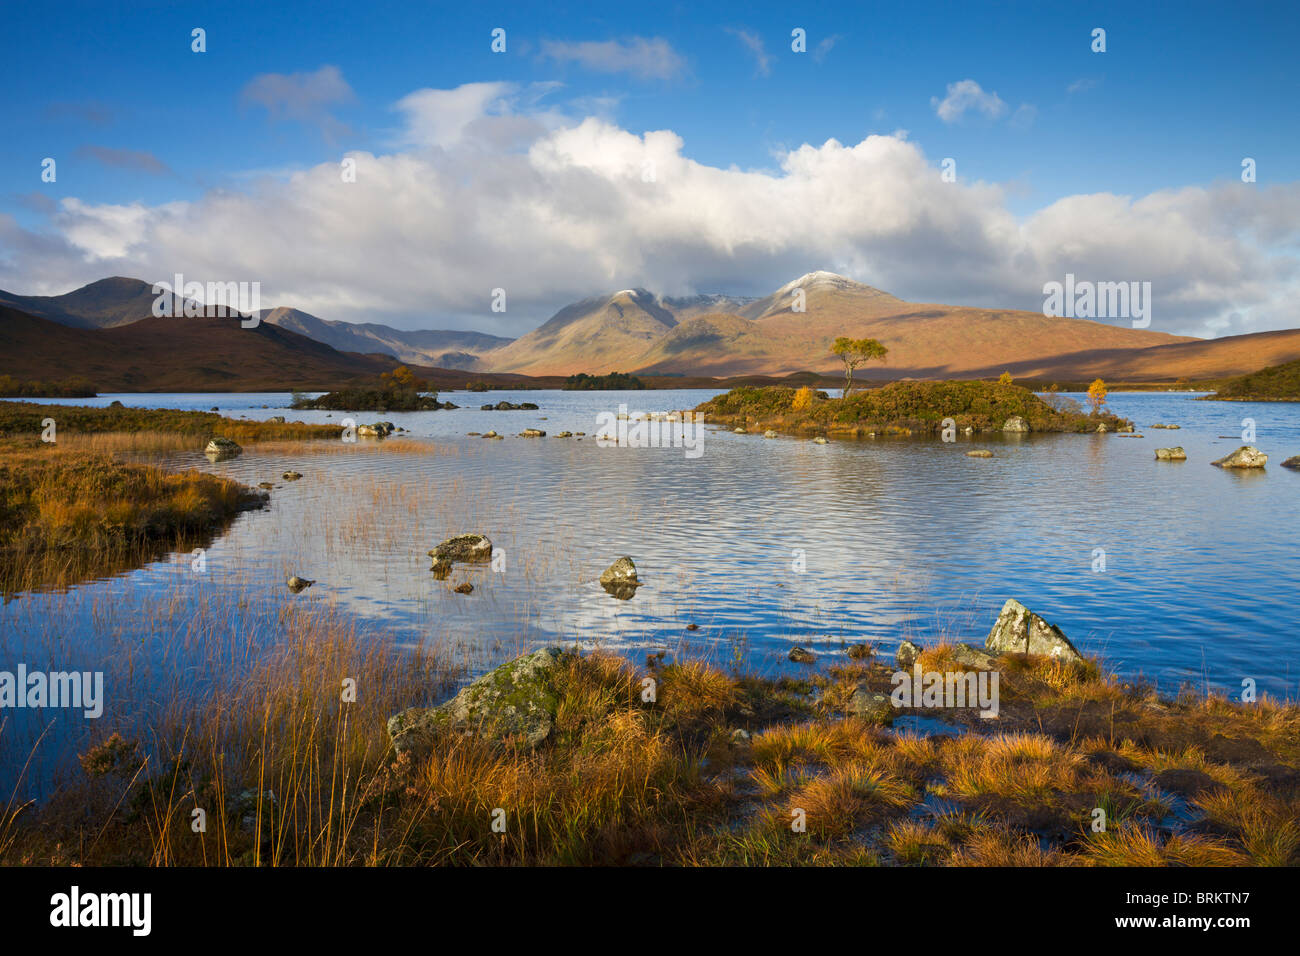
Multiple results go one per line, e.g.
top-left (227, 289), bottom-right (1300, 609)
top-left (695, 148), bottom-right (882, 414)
top-left (695, 380), bottom-right (1132, 437)
top-left (291, 365), bottom-right (455, 412)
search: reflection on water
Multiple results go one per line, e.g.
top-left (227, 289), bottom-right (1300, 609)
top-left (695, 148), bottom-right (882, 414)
top-left (4, 388), bottom-right (1300, 793)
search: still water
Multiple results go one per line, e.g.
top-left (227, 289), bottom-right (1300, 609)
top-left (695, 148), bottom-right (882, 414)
top-left (4, 388), bottom-right (1299, 793)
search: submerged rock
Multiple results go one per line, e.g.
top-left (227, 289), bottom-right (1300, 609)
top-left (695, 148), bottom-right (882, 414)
top-left (429, 533), bottom-right (493, 578)
top-left (966, 449), bottom-right (993, 458)
top-left (518, 428), bottom-right (546, 438)
top-left (1212, 445), bottom-right (1267, 468)
top-left (204, 437), bottom-right (242, 460)
top-left (1282, 456), bottom-right (1300, 469)
top-left (388, 646), bottom-right (571, 754)
top-left (282, 471), bottom-right (303, 481)
top-left (1155, 447), bottom-right (1187, 461)
top-left (788, 646), bottom-right (816, 664)
top-left (985, 598), bottom-right (1084, 663)
top-left (1002, 416), bottom-right (1029, 433)
top-left (287, 575), bottom-right (314, 593)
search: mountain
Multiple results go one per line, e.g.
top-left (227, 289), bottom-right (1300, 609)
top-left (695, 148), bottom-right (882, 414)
top-left (0, 303), bottom-right (407, 391)
top-left (0, 276), bottom-right (167, 329)
top-left (486, 289), bottom-right (680, 375)
top-left (487, 271), bottom-right (1198, 379)
top-left (260, 306), bottom-right (512, 369)
top-left (994, 328), bottom-right (1300, 383)
top-left (6, 272), bottom-right (1296, 387)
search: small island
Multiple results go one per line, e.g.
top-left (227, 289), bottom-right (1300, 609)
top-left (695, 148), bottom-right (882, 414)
top-left (563, 371), bottom-right (647, 390)
top-left (291, 365), bottom-right (457, 412)
top-left (696, 379), bottom-right (1131, 437)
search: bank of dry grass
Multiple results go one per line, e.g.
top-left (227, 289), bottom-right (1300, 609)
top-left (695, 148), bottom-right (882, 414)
top-left (4, 639), bottom-right (1297, 867)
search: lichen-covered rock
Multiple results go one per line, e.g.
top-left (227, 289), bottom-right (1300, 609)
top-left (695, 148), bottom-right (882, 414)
top-left (848, 688), bottom-right (894, 725)
top-left (599, 556), bottom-right (639, 599)
top-left (1002, 416), bottom-right (1029, 433)
top-left (896, 640), bottom-right (921, 669)
top-left (1212, 446), bottom-right (1267, 468)
top-left (387, 647), bottom-right (570, 754)
top-left (1155, 447), bottom-right (1187, 461)
top-left (429, 533), bottom-right (493, 577)
top-left (985, 598), bottom-right (1083, 663)
top-left (763, 430), bottom-right (778, 439)
top-left (1096, 422), bottom-right (1109, 433)
top-left (204, 437), bottom-right (242, 460)
top-left (599, 556), bottom-right (637, 587)
top-left (812, 436), bottom-right (829, 444)
top-left (788, 646), bottom-right (816, 664)
top-left (952, 643), bottom-right (1002, 670)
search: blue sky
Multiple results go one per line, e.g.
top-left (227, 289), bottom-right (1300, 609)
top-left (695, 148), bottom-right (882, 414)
top-left (2, 0), bottom-right (1298, 335)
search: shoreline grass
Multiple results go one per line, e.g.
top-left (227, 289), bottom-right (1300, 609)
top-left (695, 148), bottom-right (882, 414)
top-left (3, 630), bottom-right (1296, 867)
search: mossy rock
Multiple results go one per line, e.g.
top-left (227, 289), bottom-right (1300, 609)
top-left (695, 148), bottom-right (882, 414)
top-left (388, 647), bottom-right (572, 755)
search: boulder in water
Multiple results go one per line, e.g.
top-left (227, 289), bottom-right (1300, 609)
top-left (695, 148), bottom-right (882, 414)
top-left (204, 437), bottom-right (242, 460)
top-left (429, 533), bottom-right (493, 578)
top-left (1212, 446), bottom-right (1267, 468)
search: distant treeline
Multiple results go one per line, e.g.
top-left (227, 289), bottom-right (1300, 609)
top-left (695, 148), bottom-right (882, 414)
top-left (563, 371), bottom-right (646, 390)
top-left (0, 375), bottom-right (97, 398)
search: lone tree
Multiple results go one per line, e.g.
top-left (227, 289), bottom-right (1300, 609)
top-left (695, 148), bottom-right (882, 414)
top-left (380, 365), bottom-right (427, 392)
top-left (1086, 378), bottom-right (1108, 416)
top-left (831, 337), bottom-right (888, 398)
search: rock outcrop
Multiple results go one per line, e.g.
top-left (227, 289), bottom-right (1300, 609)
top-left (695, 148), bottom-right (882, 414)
top-left (204, 437), bottom-right (242, 460)
top-left (388, 647), bottom-right (570, 754)
top-left (985, 599), bottom-right (1084, 663)
top-left (599, 556), bottom-right (639, 599)
top-left (429, 533), bottom-right (493, 579)
top-left (1212, 446), bottom-right (1267, 468)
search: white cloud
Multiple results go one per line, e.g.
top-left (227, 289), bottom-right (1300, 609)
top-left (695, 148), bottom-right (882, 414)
top-left (3, 82), bottom-right (1299, 339)
top-left (931, 79), bottom-right (1008, 123)
top-left (539, 37), bottom-right (686, 80)
top-left (728, 28), bottom-right (772, 77)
